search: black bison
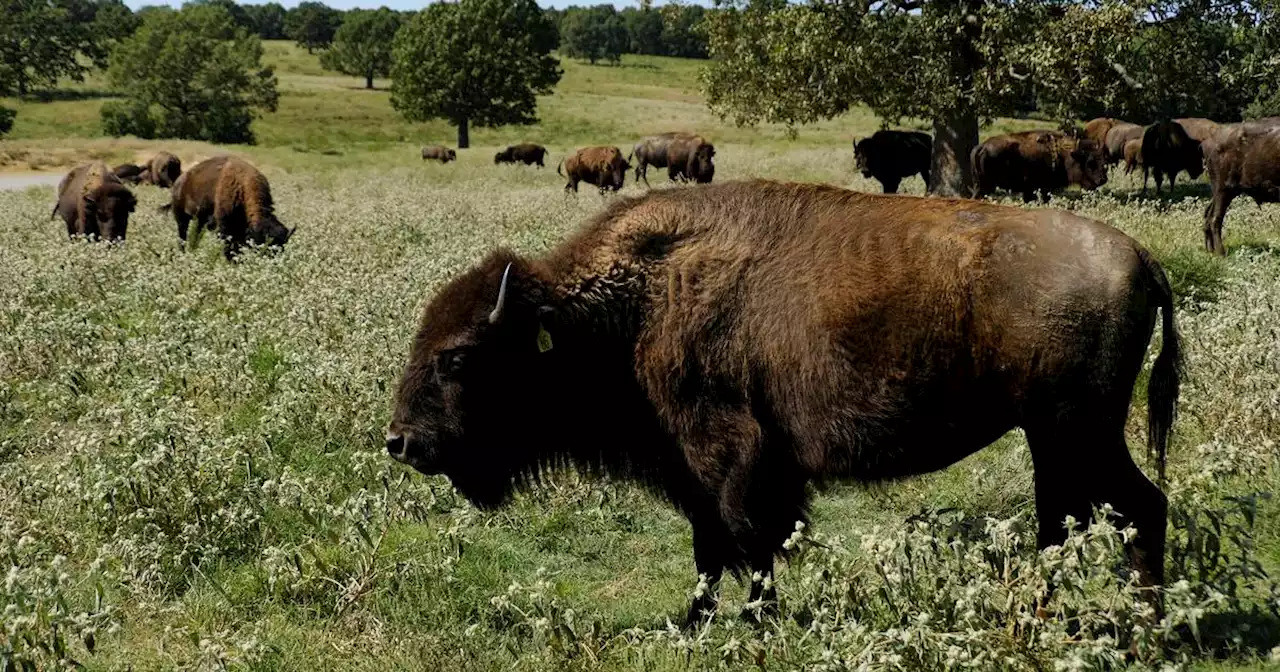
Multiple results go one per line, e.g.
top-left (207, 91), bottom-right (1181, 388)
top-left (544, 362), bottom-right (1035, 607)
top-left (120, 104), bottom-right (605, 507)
top-left (386, 180), bottom-right (1179, 626)
top-left (665, 135), bottom-right (715, 184)
top-left (494, 143), bottom-right (548, 167)
top-left (629, 132), bottom-right (701, 186)
top-left (1201, 123), bottom-right (1280, 255)
top-left (112, 163), bottom-right (146, 184)
top-left (51, 162), bottom-right (137, 242)
top-left (1104, 122), bottom-right (1146, 166)
top-left (1141, 121), bottom-right (1204, 194)
top-left (160, 156), bottom-right (294, 261)
top-left (971, 131), bottom-right (1108, 202)
top-left (143, 151), bottom-right (182, 188)
top-left (852, 130), bottom-right (931, 194)
top-left (421, 145), bottom-right (457, 163)
top-left (558, 146), bottom-right (629, 194)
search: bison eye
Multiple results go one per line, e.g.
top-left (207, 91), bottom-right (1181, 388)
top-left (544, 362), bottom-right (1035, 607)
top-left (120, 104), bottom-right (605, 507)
top-left (436, 348), bottom-right (467, 378)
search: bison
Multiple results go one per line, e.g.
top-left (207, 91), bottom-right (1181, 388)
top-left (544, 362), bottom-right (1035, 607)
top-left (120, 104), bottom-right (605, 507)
top-left (1083, 117), bottom-right (1123, 154)
top-left (51, 162), bottom-right (137, 242)
top-left (852, 130), bottom-right (931, 194)
top-left (494, 143), bottom-right (548, 167)
top-left (1105, 122), bottom-right (1146, 166)
top-left (558, 146), bottom-right (629, 194)
top-left (1123, 139), bottom-right (1144, 175)
top-left (112, 163), bottom-right (146, 184)
top-left (630, 132), bottom-right (701, 187)
top-left (386, 180), bottom-right (1179, 627)
top-left (1141, 121), bottom-right (1204, 195)
top-left (666, 135), bottom-right (715, 184)
top-left (971, 131), bottom-right (1108, 202)
top-left (421, 145), bottom-right (457, 163)
top-left (142, 151), bottom-right (182, 188)
top-left (1174, 117), bottom-right (1220, 144)
top-left (1201, 123), bottom-right (1280, 255)
top-left (160, 156), bottom-right (294, 261)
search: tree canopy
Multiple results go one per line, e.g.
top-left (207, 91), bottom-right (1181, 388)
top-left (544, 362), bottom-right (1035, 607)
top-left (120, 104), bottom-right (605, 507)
top-left (703, 0), bottom-right (1280, 196)
top-left (103, 3), bottom-right (278, 143)
top-left (560, 5), bottom-right (629, 65)
top-left (320, 7), bottom-right (402, 89)
top-left (391, 0), bottom-right (561, 149)
top-left (285, 1), bottom-right (342, 53)
top-left (0, 0), bottom-right (138, 96)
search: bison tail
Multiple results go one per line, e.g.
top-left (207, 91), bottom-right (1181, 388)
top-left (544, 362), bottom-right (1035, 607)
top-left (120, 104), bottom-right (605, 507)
top-left (968, 145), bottom-right (986, 198)
top-left (49, 203), bottom-right (59, 220)
top-left (556, 160), bottom-right (564, 177)
top-left (1140, 247), bottom-right (1181, 486)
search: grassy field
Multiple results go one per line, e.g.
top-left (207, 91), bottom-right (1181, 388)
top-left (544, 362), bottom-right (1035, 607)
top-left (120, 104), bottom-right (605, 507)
top-left (2, 44), bottom-right (1280, 671)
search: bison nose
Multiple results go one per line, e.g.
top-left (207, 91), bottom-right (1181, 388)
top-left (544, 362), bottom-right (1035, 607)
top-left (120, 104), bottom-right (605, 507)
top-left (386, 431), bottom-right (407, 460)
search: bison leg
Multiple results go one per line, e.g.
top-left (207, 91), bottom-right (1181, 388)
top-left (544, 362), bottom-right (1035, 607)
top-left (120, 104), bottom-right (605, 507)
top-left (684, 514), bottom-right (730, 628)
top-left (880, 177), bottom-right (901, 194)
top-left (1142, 166), bottom-right (1150, 194)
top-left (1205, 188), bottom-right (1235, 256)
top-left (175, 209), bottom-right (192, 245)
top-left (639, 163), bottom-right (651, 188)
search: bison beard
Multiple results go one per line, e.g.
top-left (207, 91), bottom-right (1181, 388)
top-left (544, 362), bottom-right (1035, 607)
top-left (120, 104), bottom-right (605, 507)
top-left (386, 181), bottom-right (1179, 627)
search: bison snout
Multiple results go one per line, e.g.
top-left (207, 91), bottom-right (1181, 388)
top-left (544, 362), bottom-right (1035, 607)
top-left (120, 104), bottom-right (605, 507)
top-left (386, 428), bottom-right (437, 472)
top-left (386, 431), bottom-right (407, 459)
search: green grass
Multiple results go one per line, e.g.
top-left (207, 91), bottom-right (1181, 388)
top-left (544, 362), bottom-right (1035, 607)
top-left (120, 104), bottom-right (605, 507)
top-left (2, 44), bottom-right (1280, 671)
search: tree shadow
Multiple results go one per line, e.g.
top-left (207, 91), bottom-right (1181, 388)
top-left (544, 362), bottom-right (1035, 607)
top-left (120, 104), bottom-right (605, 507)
top-left (1089, 181), bottom-right (1213, 207)
top-left (1170, 610), bottom-right (1280, 661)
top-left (1230, 239), bottom-right (1280, 258)
top-left (20, 88), bottom-right (118, 102)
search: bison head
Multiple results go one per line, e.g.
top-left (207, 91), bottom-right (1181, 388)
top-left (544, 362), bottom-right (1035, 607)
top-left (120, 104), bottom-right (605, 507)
top-left (252, 215), bottom-right (294, 250)
top-left (386, 254), bottom-right (556, 507)
top-left (1184, 144), bottom-right (1206, 179)
top-left (1067, 141), bottom-right (1108, 191)
top-left (494, 150), bottom-right (507, 164)
top-left (87, 184), bottom-right (136, 242)
top-left (689, 144), bottom-right (715, 184)
top-left (447, 150), bottom-right (457, 162)
top-left (853, 138), bottom-right (873, 178)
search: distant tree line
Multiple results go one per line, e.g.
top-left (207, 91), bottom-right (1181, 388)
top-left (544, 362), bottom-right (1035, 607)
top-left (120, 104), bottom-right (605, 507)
top-left (545, 3), bottom-right (710, 64)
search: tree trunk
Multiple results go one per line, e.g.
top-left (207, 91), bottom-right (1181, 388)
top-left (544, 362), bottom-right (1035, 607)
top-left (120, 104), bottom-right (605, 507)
top-left (365, 72), bottom-right (374, 89)
top-left (457, 117), bottom-right (470, 149)
top-left (928, 110), bottom-right (979, 197)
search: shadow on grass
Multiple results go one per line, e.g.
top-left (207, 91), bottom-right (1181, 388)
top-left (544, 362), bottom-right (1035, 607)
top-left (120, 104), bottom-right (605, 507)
top-left (1095, 181), bottom-right (1213, 205)
top-left (1173, 610), bottom-right (1280, 661)
top-left (1231, 238), bottom-right (1280, 258)
top-left (20, 88), bottom-right (119, 102)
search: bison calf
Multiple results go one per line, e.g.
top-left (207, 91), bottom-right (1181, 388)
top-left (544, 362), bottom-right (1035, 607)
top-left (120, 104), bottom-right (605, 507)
top-left (558, 146), bottom-right (629, 194)
top-left (853, 130), bottom-right (931, 193)
top-left (421, 145), bottom-right (457, 163)
top-left (972, 131), bottom-right (1107, 203)
top-left (51, 162), bottom-right (137, 242)
top-left (387, 180), bottom-right (1178, 627)
top-left (494, 143), bottom-right (548, 167)
top-left (1123, 139), bottom-right (1143, 175)
top-left (162, 156), bottom-right (294, 261)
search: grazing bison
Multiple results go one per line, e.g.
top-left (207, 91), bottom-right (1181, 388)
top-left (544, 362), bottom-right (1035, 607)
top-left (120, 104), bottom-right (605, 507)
top-left (852, 130), bottom-right (931, 194)
top-left (113, 163), bottom-right (146, 184)
top-left (558, 146), bottom-right (629, 194)
top-left (1123, 139), bottom-right (1144, 175)
top-left (1174, 118), bottom-right (1220, 144)
top-left (421, 145), bottom-right (457, 163)
top-left (51, 162), bottom-right (137, 242)
top-left (1083, 117), bottom-right (1124, 152)
top-left (494, 143), bottom-right (548, 167)
top-left (971, 131), bottom-right (1108, 202)
top-left (161, 156), bottom-right (294, 261)
top-left (630, 132), bottom-right (700, 186)
top-left (1105, 122), bottom-right (1146, 165)
top-left (1141, 121), bottom-right (1204, 194)
top-left (143, 151), bottom-right (182, 188)
top-left (386, 180), bottom-right (1179, 626)
top-left (1201, 123), bottom-right (1280, 255)
top-left (666, 135), bottom-right (715, 184)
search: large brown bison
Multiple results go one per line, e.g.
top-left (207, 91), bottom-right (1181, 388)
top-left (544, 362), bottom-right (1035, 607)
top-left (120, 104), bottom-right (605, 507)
top-left (1105, 122), bottom-right (1146, 165)
top-left (852, 130), bottom-right (931, 194)
top-left (160, 156), bottom-right (294, 261)
top-left (51, 162), bottom-right (137, 242)
top-left (494, 143), bottom-right (548, 167)
top-left (666, 135), bottom-right (715, 184)
top-left (421, 145), bottom-right (457, 163)
top-left (630, 132), bottom-right (701, 186)
top-left (1201, 123), bottom-right (1280, 255)
top-left (1083, 117), bottom-right (1124, 154)
top-left (386, 180), bottom-right (1179, 626)
top-left (143, 151), bottom-right (182, 188)
top-left (1141, 121), bottom-right (1204, 194)
top-left (112, 163), bottom-right (146, 185)
top-left (971, 131), bottom-right (1108, 202)
top-left (1174, 117), bottom-right (1220, 144)
top-left (558, 146), bottom-right (629, 194)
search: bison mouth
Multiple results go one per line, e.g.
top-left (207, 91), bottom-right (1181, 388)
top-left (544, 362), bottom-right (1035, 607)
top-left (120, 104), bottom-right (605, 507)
top-left (385, 430), bottom-right (442, 475)
top-left (860, 170), bottom-right (873, 179)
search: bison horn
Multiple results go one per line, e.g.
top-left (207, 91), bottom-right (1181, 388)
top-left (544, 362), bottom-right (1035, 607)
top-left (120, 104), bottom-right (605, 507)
top-left (489, 262), bottom-right (513, 324)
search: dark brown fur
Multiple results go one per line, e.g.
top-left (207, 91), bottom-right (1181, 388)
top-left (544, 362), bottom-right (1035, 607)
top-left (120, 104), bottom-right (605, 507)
top-left (494, 143), bottom-right (548, 167)
top-left (421, 145), bottom-right (457, 163)
top-left (853, 130), bottom-right (931, 194)
top-left (1201, 123), bottom-right (1280, 255)
top-left (142, 151), bottom-right (182, 188)
top-left (1141, 121), bottom-right (1204, 195)
top-left (52, 162), bottom-right (137, 242)
top-left (630, 132), bottom-right (698, 186)
top-left (161, 156), bottom-right (293, 260)
top-left (113, 163), bottom-right (146, 184)
top-left (386, 180), bottom-right (1180, 625)
top-left (558, 146), bottom-right (630, 194)
top-left (666, 136), bottom-right (715, 184)
top-left (971, 131), bottom-right (1108, 202)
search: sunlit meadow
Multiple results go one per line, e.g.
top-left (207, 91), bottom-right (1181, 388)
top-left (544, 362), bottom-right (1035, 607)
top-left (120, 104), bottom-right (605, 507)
top-left (3, 46), bottom-right (1280, 672)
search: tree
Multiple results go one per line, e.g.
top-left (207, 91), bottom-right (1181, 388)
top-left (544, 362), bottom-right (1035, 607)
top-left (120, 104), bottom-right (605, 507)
top-left (704, 0), bottom-right (1280, 196)
top-left (286, 1), bottom-right (341, 53)
top-left (391, 0), bottom-right (561, 149)
top-left (0, 0), bottom-right (103, 95)
top-left (103, 4), bottom-right (279, 144)
top-left (659, 3), bottom-right (708, 58)
top-left (561, 6), bottom-right (629, 65)
top-left (319, 7), bottom-right (402, 89)
top-left (621, 7), bottom-right (664, 55)
top-left (245, 2), bottom-right (287, 40)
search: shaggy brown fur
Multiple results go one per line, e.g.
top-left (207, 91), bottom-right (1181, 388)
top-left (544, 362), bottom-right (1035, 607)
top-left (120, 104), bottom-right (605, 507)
top-left (421, 145), bottom-right (457, 163)
top-left (1123, 138), bottom-right (1143, 175)
top-left (494, 143), bottom-right (548, 167)
top-left (113, 163), bottom-right (146, 184)
top-left (1083, 117), bottom-right (1122, 158)
top-left (666, 136), bottom-right (715, 184)
top-left (1201, 123), bottom-right (1280, 255)
top-left (557, 146), bottom-right (630, 194)
top-left (971, 131), bottom-right (1108, 202)
top-left (143, 151), bottom-right (182, 188)
top-left (51, 162), bottom-right (137, 242)
top-left (629, 132), bottom-right (698, 186)
top-left (1105, 122), bottom-right (1146, 165)
top-left (161, 156), bottom-right (293, 261)
top-left (853, 130), bottom-right (931, 194)
top-left (1174, 117), bottom-right (1220, 144)
top-left (386, 180), bottom-right (1180, 626)
top-left (1141, 121), bottom-right (1204, 195)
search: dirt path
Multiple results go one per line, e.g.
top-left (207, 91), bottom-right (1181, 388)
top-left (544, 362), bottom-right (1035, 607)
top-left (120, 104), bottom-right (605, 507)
top-left (0, 173), bottom-right (62, 191)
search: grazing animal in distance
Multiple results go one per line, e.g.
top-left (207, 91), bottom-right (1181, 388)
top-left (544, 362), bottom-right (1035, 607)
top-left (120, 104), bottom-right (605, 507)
top-left (386, 180), bottom-right (1179, 627)
top-left (143, 151), bottom-right (183, 188)
top-left (630, 132), bottom-right (700, 186)
top-left (1200, 122), bottom-right (1280, 255)
top-left (665, 135), bottom-right (715, 184)
top-left (421, 145), bottom-right (457, 163)
top-left (1123, 139), bottom-right (1144, 175)
top-left (1104, 122), bottom-right (1145, 166)
top-left (971, 130), bottom-right (1108, 202)
top-left (558, 146), bottom-right (629, 194)
top-left (51, 162), bottom-right (137, 242)
top-left (1083, 117), bottom-right (1123, 156)
top-left (112, 163), bottom-right (146, 185)
top-left (494, 143), bottom-right (548, 167)
top-left (1141, 121), bottom-right (1204, 195)
top-left (852, 130), bottom-right (931, 193)
top-left (160, 156), bottom-right (294, 261)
